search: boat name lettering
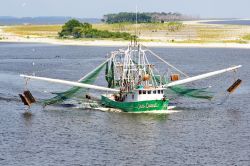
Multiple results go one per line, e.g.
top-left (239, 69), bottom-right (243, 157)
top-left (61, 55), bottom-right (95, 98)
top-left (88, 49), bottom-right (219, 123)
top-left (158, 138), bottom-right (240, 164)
top-left (138, 103), bottom-right (157, 108)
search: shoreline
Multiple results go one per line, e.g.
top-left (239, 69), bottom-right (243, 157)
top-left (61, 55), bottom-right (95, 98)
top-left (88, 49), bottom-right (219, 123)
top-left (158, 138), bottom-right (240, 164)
top-left (1, 37), bottom-right (250, 49)
top-left (1, 26), bottom-right (250, 49)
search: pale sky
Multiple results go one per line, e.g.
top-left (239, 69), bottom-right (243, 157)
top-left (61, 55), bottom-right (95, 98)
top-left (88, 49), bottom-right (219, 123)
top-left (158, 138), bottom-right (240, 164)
top-left (1, 0), bottom-right (250, 18)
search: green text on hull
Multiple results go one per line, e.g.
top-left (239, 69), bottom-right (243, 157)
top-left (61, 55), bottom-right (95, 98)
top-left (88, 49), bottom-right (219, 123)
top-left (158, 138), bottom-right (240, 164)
top-left (101, 95), bottom-right (169, 112)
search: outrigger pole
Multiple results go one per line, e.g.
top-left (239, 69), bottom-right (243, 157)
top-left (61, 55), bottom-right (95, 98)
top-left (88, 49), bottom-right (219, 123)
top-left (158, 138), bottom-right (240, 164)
top-left (20, 65), bottom-right (241, 93)
top-left (20, 75), bottom-right (119, 92)
top-left (165, 65), bottom-right (242, 87)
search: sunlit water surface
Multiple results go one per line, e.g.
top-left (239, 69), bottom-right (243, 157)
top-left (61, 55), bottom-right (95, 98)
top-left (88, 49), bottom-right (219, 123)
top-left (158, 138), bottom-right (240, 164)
top-left (0, 42), bottom-right (249, 165)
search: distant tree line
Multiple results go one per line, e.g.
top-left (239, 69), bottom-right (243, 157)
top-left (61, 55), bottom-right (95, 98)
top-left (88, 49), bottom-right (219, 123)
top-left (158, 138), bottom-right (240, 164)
top-left (103, 13), bottom-right (152, 24)
top-left (59, 19), bottom-right (132, 39)
top-left (102, 12), bottom-right (198, 24)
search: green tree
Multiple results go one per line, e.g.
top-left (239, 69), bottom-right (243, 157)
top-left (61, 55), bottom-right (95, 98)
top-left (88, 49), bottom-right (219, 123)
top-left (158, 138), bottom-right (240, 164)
top-left (58, 19), bottom-right (132, 40)
top-left (82, 23), bottom-right (92, 31)
top-left (59, 19), bottom-right (83, 37)
top-left (63, 19), bottom-right (83, 32)
top-left (104, 12), bottom-right (152, 24)
top-left (72, 27), bottom-right (83, 38)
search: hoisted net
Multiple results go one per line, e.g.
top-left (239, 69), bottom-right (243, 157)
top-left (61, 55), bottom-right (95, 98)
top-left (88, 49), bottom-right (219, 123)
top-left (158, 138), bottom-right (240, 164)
top-left (105, 60), bottom-right (115, 88)
top-left (153, 75), bottom-right (214, 100)
top-left (42, 60), bottom-right (108, 106)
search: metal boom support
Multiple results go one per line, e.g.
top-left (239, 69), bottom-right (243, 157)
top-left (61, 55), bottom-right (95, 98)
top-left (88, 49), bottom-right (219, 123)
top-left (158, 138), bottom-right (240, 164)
top-left (20, 75), bottom-right (119, 92)
top-left (165, 65), bottom-right (242, 87)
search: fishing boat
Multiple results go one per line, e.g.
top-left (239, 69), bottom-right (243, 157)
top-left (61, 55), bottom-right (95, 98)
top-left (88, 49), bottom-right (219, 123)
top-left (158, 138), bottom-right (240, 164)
top-left (20, 41), bottom-right (242, 112)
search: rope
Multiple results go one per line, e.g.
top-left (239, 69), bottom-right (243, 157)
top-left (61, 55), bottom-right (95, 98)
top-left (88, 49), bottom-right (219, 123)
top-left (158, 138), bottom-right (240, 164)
top-left (78, 57), bottom-right (112, 82)
top-left (211, 69), bottom-right (239, 104)
top-left (24, 78), bottom-right (30, 91)
top-left (146, 49), bottom-right (190, 78)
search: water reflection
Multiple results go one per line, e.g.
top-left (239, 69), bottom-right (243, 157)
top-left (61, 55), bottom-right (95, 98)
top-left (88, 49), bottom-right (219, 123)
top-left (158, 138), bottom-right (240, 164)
top-left (22, 111), bottom-right (33, 127)
top-left (121, 112), bottom-right (169, 122)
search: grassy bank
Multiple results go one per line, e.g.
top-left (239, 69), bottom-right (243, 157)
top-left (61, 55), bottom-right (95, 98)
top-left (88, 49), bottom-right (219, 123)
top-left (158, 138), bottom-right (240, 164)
top-left (242, 34), bottom-right (250, 40)
top-left (2, 22), bottom-right (250, 44)
top-left (4, 25), bottom-right (61, 38)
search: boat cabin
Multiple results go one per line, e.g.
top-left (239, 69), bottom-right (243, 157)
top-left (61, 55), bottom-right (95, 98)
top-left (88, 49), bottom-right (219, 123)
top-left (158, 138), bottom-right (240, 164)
top-left (126, 88), bottom-right (165, 102)
top-left (109, 87), bottom-right (165, 103)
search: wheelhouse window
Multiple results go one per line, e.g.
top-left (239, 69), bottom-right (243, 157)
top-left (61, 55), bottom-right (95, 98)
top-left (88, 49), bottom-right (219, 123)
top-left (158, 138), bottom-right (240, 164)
top-left (139, 90), bottom-right (142, 95)
top-left (143, 91), bottom-right (146, 94)
top-left (153, 90), bottom-right (156, 94)
top-left (148, 90), bottom-right (151, 94)
top-left (158, 90), bottom-right (161, 94)
top-left (161, 90), bottom-right (164, 94)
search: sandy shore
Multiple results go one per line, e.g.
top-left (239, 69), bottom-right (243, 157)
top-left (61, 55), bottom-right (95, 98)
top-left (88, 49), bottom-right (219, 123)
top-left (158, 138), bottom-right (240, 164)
top-left (1, 26), bottom-right (250, 49)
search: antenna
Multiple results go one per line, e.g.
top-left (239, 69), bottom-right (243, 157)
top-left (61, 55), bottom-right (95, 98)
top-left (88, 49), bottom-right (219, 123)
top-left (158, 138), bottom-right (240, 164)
top-left (131, 4), bottom-right (139, 46)
top-left (136, 5), bottom-right (138, 37)
top-left (134, 5), bottom-right (139, 45)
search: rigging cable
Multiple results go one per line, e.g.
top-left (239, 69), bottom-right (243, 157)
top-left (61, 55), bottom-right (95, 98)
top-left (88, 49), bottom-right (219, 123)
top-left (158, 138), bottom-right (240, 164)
top-left (146, 48), bottom-right (190, 78)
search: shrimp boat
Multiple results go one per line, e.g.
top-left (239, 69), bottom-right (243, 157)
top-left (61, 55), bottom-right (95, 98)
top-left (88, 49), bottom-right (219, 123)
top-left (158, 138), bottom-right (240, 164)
top-left (20, 41), bottom-right (242, 112)
top-left (101, 44), bottom-right (169, 112)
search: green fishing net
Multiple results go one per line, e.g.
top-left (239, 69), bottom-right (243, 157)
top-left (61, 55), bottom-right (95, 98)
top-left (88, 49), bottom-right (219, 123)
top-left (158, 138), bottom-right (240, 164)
top-left (42, 61), bottom-right (107, 106)
top-left (105, 61), bottom-right (115, 88)
top-left (154, 75), bottom-right (213, 100)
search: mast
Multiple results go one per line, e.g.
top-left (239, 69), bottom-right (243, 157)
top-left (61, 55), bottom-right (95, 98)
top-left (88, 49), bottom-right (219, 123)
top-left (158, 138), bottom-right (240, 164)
top-left (135, 5), bottom-right (138, 38)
